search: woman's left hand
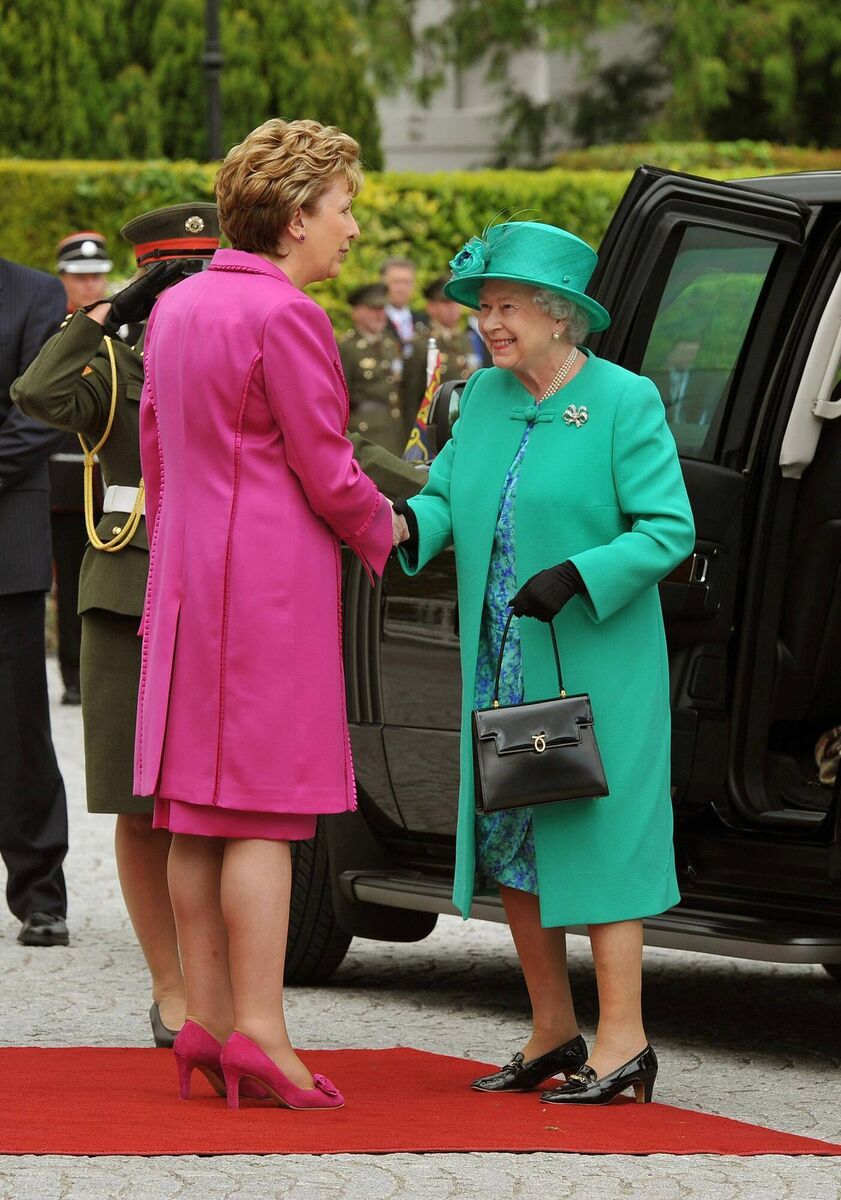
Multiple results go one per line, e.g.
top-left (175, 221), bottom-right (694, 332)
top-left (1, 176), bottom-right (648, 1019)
top-left (509, 561), bottom-right (584, 622)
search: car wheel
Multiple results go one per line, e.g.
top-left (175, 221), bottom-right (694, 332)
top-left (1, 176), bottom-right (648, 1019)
top-left (286, 819), bottom-right (352, 985)
top-left (822, 963), bottom-right (841, 983)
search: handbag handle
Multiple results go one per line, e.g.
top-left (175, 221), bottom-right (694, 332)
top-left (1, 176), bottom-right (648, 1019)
top-left (493, 610), bottom-right (565, 708)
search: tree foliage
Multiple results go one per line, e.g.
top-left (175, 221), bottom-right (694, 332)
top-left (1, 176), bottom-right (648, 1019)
top-left (648, 0), bottom-right (841, 146)
top-left (0, 0), bottom-right (383, 164)
top-left (349, 0), bottom-right (841, 159)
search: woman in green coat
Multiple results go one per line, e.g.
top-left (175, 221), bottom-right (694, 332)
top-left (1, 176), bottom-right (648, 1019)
top-left (395, 221), bottom-right (695, 1106)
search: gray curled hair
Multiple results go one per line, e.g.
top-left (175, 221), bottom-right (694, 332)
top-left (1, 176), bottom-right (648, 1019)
top-left (531, 289), bottom-right (590, 345)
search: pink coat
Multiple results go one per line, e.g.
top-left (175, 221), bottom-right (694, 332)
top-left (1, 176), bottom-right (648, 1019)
top-left (133, 249), bottom-right (392, 814)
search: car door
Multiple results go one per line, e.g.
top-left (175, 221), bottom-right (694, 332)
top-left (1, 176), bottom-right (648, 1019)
top-left (592, 167), bottom-right (810, 812)
top-left (370, 166), bottom-right (809, 839)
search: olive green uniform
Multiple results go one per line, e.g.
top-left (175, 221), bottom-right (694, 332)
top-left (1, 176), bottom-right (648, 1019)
top-left (13, 311), bottom-right (150, 813)
top-left (338, 326), bottom-right (409, 456)
top-left (349, 433), bottom-right (427, 500)
top-left (12, 313), bottom-right (425, 813)
top-left (402, 321), bottom-right (479, 423)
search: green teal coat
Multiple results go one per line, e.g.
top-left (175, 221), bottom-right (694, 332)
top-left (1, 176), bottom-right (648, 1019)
top-left (400, 352), bottom-right (696, 927)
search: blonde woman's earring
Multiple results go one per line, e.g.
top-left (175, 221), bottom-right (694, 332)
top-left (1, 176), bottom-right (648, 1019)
top-left (298, 234), bottom-right (306, 243)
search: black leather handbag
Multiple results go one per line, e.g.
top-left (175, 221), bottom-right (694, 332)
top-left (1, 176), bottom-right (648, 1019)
top-left (472, 611), bottom-right (609, 814)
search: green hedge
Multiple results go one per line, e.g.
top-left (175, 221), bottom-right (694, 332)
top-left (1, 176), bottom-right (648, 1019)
top-left (554, 141), bottom-right (841, 173)
top-left (310, 169), bottom-right (631, 319)
top-left (0, 160), bottom-right (217, 274)
top-left (0, 160), bottom-right (630, 323)
top-left (1, 148), bottom-right (836, 324)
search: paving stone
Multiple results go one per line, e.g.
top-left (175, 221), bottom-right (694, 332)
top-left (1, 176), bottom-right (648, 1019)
top-left (0, 661), bottom-right (838, 1198)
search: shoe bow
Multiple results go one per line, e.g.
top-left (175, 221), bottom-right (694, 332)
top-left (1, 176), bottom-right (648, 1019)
top-left (312, 1073), bottom-right (340, 1096)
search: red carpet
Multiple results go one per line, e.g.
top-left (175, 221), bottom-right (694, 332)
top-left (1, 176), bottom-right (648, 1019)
top-left (2, 1047), bottom-right (839, 1157)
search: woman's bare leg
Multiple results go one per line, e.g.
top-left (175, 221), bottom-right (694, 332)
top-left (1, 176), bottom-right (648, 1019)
top-left (221, 838), bottom-right (314, 1089)
top-left (586, 918), bottom-right (647, 1076)
top-left (167, 833), bottom-right (233, 1043)
top-left (114, 813), bottom-right (185, 1030)
top-left (499, 884), bottom-right (580, 1059)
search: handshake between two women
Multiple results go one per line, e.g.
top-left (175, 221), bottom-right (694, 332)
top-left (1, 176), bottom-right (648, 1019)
top-left (390, 502), bottom-right (410, 548)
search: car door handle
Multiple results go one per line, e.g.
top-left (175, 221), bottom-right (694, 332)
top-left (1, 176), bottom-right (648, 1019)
top-left (666, 552), bottom-right (710, 586)
top-left (690, 554), bottom-right (709, 584)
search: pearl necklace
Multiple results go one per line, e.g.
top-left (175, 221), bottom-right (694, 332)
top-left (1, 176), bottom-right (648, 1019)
top-left (537, 345), bottom-right (579, 403)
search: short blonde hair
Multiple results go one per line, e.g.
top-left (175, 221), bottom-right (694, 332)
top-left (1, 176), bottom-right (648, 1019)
top-left (215, 118), bottom-right (363, 255)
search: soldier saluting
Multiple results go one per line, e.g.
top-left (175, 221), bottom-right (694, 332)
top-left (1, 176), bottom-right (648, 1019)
top-left (13, 206), bottom-right (428, 1048)
top-left (13, 203), bottom-right (220, 1047)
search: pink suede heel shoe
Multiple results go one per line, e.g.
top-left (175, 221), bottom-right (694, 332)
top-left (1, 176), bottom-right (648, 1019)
top-left (173, 1020), bottom-right (267, 1100)
top-left (221, 1031), bottom-right (344, 1111)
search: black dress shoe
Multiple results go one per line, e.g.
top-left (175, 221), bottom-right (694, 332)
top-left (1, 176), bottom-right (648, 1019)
top-left (61, 686), bottom-right (81, 705)
top-left (471, 1034), bottom-right (588, 1093)
top-left (540, 1044), bottom-right (658, 1105)
top-left (149, 1002), bottom-right (178, 1049)
top-left (17, 912), bottom-right (69, 947)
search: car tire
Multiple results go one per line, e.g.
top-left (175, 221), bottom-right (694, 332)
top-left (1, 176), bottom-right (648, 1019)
top-left (285, 819), bottom-right (352, 985)
top-left (822, 963), bottom-right (841, 983)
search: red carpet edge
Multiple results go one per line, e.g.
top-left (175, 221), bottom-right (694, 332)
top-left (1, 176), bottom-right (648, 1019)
top-left (2, 1047), bottom-right (839, 1157)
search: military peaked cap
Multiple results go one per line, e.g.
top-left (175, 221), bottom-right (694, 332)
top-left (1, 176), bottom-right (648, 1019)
top-left (57, 231), bottom-right (112, 274)
top-left (423, 275), bottom-right (452, 302)
top-left (120, 202), bottom-right (220, 266)
top-left (348, 282), bottom-right (388, 308)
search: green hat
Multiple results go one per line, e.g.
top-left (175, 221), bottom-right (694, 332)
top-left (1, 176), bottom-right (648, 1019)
top-left (120, 203), bottom-right (220, 267)
top-left (443, 221), bottom-right (610, 332)
top-left (348, 282), bottom-right (388, 308)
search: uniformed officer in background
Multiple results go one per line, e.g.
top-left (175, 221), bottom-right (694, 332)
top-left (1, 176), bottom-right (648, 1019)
top-left (338, 282), bottom-right (408, 456)
top-left (51, 231), bottom-right (114, 704)
top-left (381, 256), bottom-right (428, 350)
top-left (402, 275), bottom-right (480, 420)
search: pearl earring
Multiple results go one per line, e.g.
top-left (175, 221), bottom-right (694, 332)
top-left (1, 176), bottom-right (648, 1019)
top-left (552, 329), bottom-right (561, 340)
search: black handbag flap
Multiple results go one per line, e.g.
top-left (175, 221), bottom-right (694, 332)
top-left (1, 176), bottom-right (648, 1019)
top-left (473, 693), bottom-right (594, 755)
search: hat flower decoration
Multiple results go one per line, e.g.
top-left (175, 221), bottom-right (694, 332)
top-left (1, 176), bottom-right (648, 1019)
top-left (449, 235), bottom-right (490, 279)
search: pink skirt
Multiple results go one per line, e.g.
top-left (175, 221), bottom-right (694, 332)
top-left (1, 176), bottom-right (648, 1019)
top-left (153, 796), bottom-right (317, 841)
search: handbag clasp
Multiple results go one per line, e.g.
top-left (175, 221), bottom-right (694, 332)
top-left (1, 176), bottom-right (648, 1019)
top-left (532, 733), bottom-right (547, 753)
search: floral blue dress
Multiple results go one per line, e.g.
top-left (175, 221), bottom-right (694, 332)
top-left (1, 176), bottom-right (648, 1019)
top-left (473, 423), bottom-right (539, 894)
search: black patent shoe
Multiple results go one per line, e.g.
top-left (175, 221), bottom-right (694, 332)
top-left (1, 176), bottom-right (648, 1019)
top-left (540, 1044), bottom-right (658, 1105)
top-left (471, 1034), bottom-right (588, 1093)
top-left (149, 1002), bottom-right (178, 1049)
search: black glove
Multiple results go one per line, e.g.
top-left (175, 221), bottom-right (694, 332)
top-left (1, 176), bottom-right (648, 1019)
top-left (509, 561), bottom-right (586, 622)
top-left (102, 260), bottom-right (185, 335)
top-left (392, 497), bottom-right (419, 565)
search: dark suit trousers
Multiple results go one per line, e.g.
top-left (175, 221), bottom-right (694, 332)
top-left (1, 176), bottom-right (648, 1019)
top-left (50, 511), bottom-right (85, 687)
top-left (0, 592), bottom-right (68, 919)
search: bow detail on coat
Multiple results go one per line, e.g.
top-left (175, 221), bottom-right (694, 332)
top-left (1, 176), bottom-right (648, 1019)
top-left (510, 405), bottom-right (557, 423)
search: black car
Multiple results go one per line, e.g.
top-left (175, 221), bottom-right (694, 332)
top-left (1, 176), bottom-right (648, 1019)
top-left (285, 165), bottom-right (841, 986)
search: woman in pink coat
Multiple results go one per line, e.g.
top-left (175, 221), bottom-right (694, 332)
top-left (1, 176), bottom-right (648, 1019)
top-left (134, 119), bottom-right (407, 1110)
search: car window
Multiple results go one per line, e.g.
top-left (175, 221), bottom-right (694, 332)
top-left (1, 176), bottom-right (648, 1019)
top-left (639, 226), bottom-right (778, 461)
